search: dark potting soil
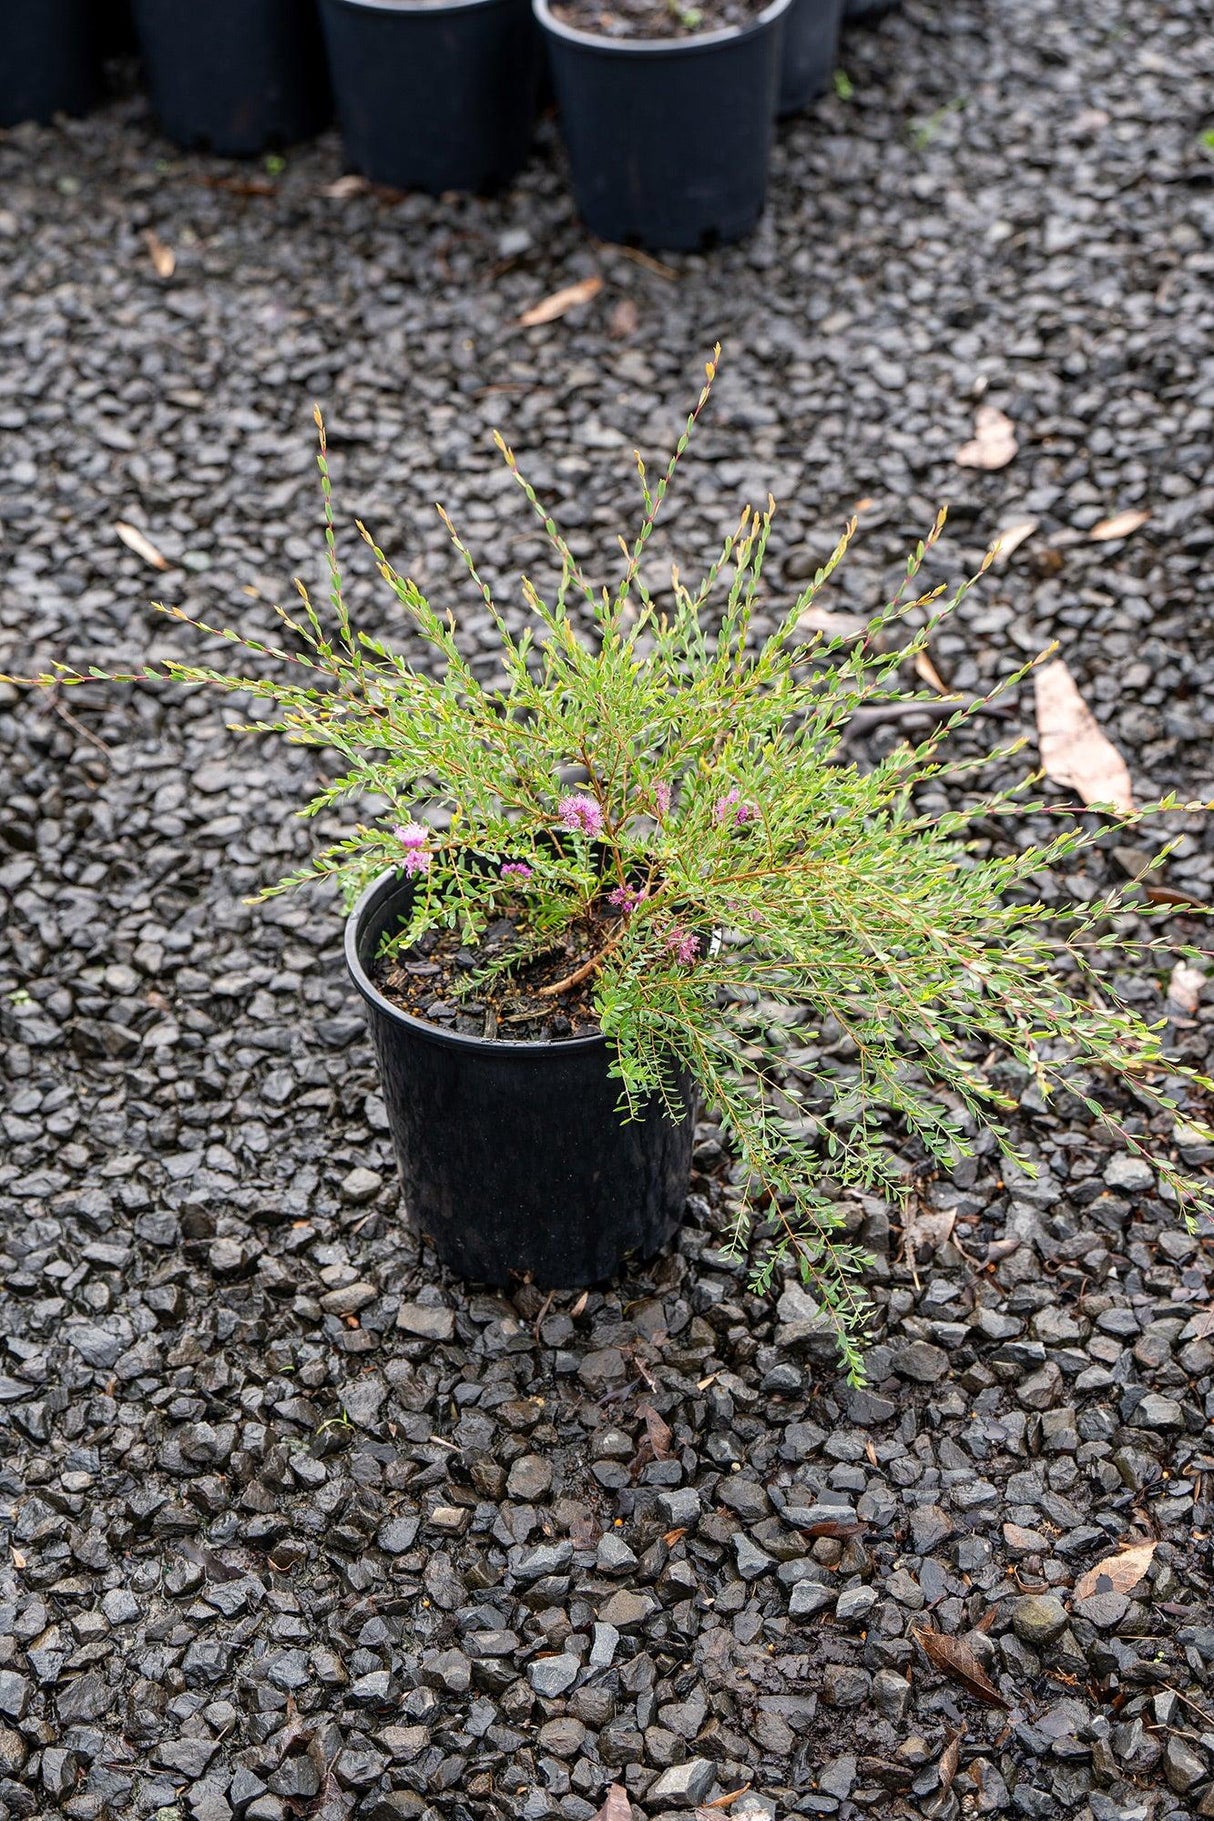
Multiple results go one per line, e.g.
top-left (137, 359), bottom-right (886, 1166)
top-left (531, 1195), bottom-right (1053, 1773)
top-left (372, 899), bottom-right (618, 1041)
top-left (550, 0), bottom-right (766, 42)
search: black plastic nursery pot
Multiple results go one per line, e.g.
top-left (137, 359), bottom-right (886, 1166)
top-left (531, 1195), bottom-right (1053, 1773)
top-left (318, 0), bottom-right (542, 196)
top-left (1, 0), bottom-right (100, 128)
top-left (779, 0), bottom-right (845, 115)
top-left (346, 871), bottom-right (696, 1288)
top-left (845, 0), bottom-right (897, 17)
top-left (534, 0), bottom-right (792, 253)
top-left (131, 0), bottom-right (330, 156)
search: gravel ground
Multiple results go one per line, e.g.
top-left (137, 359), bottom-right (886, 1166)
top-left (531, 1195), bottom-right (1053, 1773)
top-left (2, 3), bottom-right (1213, 1820)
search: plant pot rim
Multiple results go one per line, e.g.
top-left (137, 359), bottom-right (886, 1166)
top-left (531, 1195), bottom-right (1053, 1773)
top-left (533, 0), bottom-right (792, 55)
top-left (345, 868), bottom-right (611, 1058)
top-left (322, 0), bottom-right (508, 14)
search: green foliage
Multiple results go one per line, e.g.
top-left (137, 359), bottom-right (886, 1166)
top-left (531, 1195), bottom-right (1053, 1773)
top-left (14, 354), bottom-right (1214, 1379)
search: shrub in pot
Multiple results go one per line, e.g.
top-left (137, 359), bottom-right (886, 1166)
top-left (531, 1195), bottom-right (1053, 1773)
top-left (131, 0), bottom-right (330, 156)
top-left (534, 0), bottom-right (791, 250)
top-left (11, 354), bottom-right (1213, 1374)
top-left (778, 0), bottom-right (845, 115)
top-left (318, 0), bottom-right (542, 196)
top-left (2, 0), bottom-right (100, 127)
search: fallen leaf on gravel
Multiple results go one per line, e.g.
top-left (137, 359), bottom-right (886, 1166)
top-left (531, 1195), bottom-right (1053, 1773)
top-left (320, 174), bottom-right (369, 199)
top-left (701, 1789), bottom-right (752, 1811)
top-left (1074, 1540), bottom-right (1156, 1603)
top-left (1168, 960), bottom-right (1206, 1015)
top-left (1035, 658), bottom-right (1134, 813)
top-left (902, 1205), bottom-right (956, 1261)
top-left (609, 297), bottom-right (639, 339)
top-left (991, 518), bottom-right (1038, 563)
top-left (1089, 507), bottom-right (1150, 542)
top-left (518, 275), bottom-right (603, 327)
top-left (114, 521), bottom-right (171, 570)
top-left (913, 1627), bottom-right (1009, 1707)
top-left (569, 1290), bottom-right (588, 1317)
top-left (594, 1786), bottom-right (632, 1821)
top-left (955, 405), bottom-right (1018, 470)
top-left (639, 1402), bottom-right (673, 1461)
top-left (938, 1732), bottom-right (963, 1796)
top-left (144, 229), bottom-right (175, 279)
top-left (914, 650), bottom-right (951, 695)
top-left (797, 605), bottom-right (869, 641)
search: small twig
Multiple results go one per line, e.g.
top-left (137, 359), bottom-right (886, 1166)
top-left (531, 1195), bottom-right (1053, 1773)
top-left (532, 1290), bottom-right (554, 1345)
top-left (51, 696), bottom-right (111, 757)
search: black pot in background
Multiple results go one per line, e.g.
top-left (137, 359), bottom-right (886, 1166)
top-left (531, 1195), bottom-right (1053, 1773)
top-left (99, 0), bottom-right (138, 56)
top-left (845, 0), bottom-right (897, 16)
top-left (1, 0), bottom-right (100, 127)
top-left (131, 0), bottom-right (330, 156)
top-left (779, 0), bottom-right (845, 114)
top-left (318, 0), bottom-right (541, 196)
top-left (535, 0), bottom-right (792, 253)
top-left (346, 872), bottom-right (695, 1288)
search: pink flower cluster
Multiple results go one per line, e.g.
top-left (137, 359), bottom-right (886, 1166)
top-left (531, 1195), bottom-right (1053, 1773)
top-left (394, 821), bottom-right (432, 876)
top-left (501, 862), bottom-right (532, 881)
top-left (653, 781), bottom-right (672, 820)
top-left (609, 884), bottom-right (643, 914)
top-left (664, 926), bottom-right (700, 965)
top-left (558, 794), bottom-right (604, 837)
top-left (712, 787), bottom-right (758, 827)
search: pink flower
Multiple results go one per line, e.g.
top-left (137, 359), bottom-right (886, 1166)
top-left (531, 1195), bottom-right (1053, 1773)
top-left (712, 788), bottom-right (759, 827)
top-left (557, 794), bottom-right (604, 837)
top-left (401, 848), bottom-right (431, 877)
top-left (395, 821), bottom-right (429, 848)
top-left (664, 926), bottom-right (700, 965)
top-left (501, 862), bottom-right (532, 881)
top-left (609, 884), bottom-right (643, 914)
top-left (653, 781), bottom-right (672, 820)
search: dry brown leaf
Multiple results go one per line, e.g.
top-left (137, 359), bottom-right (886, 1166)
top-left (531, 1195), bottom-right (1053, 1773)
top-left (912, 1627), bottom-right (1009, 1707)
top-left (701, 1788), bottom-right (752, 1812)
top-left (639, 1403), bottom-right (674, 1462)
top-left (568, 1290), bottom-right (589, 1318)
top-left (797, 605), bottom-right (869, 642)
top-left (991, 518), bottom-right (1038, 564)
top-left (321, 174), bottom-right (369, 199)
top-left (594, 1786), bottom-right (633, 1821)
top-left (1074, 1540), bottom-right (1156, 1604)
top-left (11, 1548), bottom-right (26, 1568)
top-left (608, 297), bottom-right (639, 340)
top-left (1168, 961), bottom-right (1205, 1016)
top-left (1035, 658), bottom-right (1134, 814)
top-left (114, 521), bottom-right (171, 571)
top-left (144, 230), bottom-right (176, 280)
top-left (955, 406), bottom-right (1018, 471)
top-left (913, 650), bottom-right (951, 696)
top-left (517, 274), bottom-right (603, 328)
top-left (938, 1732), bottom-right (963, 1796)
top-left (902, 1205), bottom-right (956, 1262)
top-left (1089, 508), bottom-right (1150, 542)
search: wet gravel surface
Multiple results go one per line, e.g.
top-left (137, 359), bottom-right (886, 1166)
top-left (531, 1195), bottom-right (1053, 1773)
top-left (2, 3), bottom-right (1214, 1819)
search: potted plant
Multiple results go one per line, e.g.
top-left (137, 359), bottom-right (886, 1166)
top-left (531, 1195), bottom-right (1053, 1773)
top-left (131, 0), bottom-right (330, 157)
top-left (778, 0), bottom-right (844, 115)
top-left (2, 0), bottom-right (100, 128)
top-left (8, 354), bottom-right (1212, 1375)
top-left (317, 0), bottom-right (542, 196)
top-left (534, 0), bottom-right (792, 250)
